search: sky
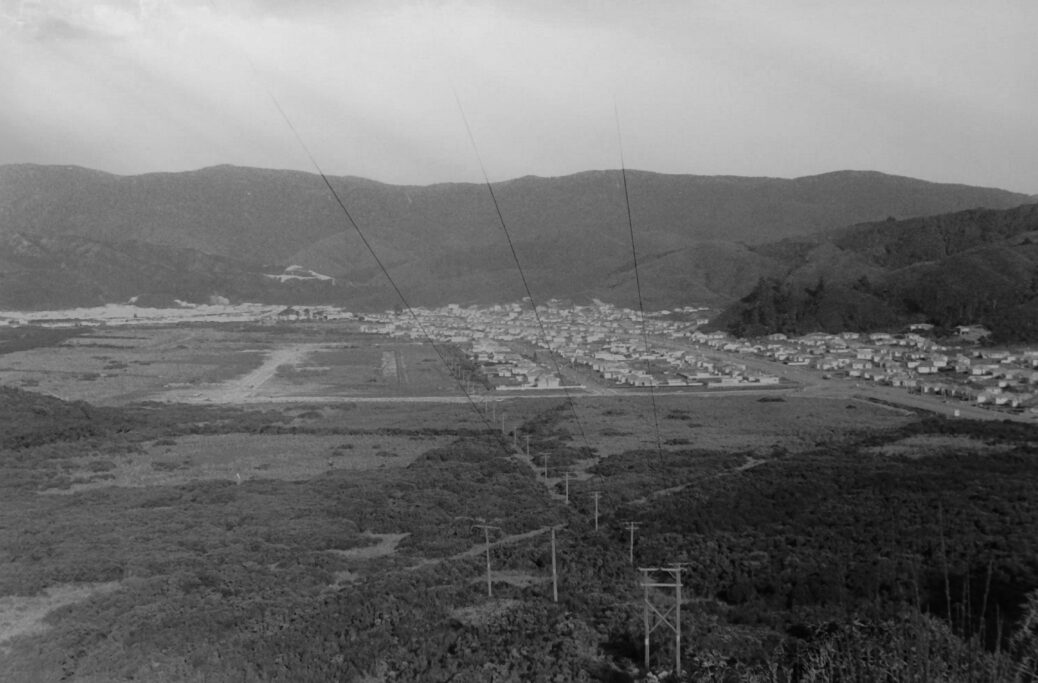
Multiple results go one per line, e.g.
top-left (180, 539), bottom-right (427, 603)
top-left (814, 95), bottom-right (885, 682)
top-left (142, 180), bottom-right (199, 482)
top-left (1, 0), bottom-right (1036, 193)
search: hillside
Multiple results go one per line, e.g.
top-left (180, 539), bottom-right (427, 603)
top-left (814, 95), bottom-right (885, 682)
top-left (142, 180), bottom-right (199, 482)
top-left (3, 387), bottom-right (1038, 680)
top-left (0, 164), bottom-right (1031, 309)
top-left (0, 232), bottom-right (350, 309)
top-left (712, 203), bottom-right (1038, 341)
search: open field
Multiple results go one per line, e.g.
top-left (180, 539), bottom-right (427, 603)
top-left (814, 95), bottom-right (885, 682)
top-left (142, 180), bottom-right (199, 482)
top-left (0, 322), bottom-right (475, 406)
top-left (0, 582), bottom-right (121, 646)
top-left (559, 393), bottom-right (911, 457)
top-left (0, 325), bottom-right (269, 405)
top-left (40, 432), bottom-right (456, 494)
top-left (864, 433), bottom-right (1023, 458)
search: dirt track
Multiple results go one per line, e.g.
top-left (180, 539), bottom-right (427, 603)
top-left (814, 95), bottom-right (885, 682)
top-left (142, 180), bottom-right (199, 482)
top-left (162, 343), bottom-right (323, 403)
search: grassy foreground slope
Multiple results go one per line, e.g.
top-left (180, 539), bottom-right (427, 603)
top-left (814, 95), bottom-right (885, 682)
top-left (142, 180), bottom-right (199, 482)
top-left (1, 388), bottom-right (1038, 681)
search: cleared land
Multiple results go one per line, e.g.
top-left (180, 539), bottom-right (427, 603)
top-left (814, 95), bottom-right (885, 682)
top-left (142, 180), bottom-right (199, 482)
top-left (548, 393), bottom-right (910, 457)
top-left (0, 322), bottom-right (473, 406)
top-left (40, 432), bottom-right (455, 494)
top-left (0, 582), bottom-right (121, 645)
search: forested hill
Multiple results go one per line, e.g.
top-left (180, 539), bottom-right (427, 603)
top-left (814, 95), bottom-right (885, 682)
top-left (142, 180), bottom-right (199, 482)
top-left (0, 164), bottom-right (1031, 309)
top-left (711, 203), bottom-right (1038, 341)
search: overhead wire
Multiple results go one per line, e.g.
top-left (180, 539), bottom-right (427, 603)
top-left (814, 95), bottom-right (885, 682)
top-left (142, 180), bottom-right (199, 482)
top-left (614, 105), bottom-right (665, 468)
top-left (270, 103), bottom-right (520, 450)
top-left (204, 10), bottom-right (514, 455)
top-left (453, 91), bottom-right (595, 458)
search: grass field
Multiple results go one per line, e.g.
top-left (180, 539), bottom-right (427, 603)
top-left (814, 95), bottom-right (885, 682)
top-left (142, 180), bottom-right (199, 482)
top-left (264, 341), bottom-right (464, 398)
top-left (40, 432), bottom-right (456, 494)
top-left (0, 326), bottom-right (270, 404)
top-left (0, 323), bottom-right (473, 405)
top-left (546, 394), bottom-right (912, 457)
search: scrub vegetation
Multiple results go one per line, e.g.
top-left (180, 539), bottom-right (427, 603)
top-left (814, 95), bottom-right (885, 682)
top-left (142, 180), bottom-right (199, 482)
top-left (1, 386), bottom-right (1037, 681)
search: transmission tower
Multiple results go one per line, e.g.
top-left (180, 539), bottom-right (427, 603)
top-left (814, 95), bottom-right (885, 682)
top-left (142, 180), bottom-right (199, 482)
top-left (639, 565), bottom-right (684, 676)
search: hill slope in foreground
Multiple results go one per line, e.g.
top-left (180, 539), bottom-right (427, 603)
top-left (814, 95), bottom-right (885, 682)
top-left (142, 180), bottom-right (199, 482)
top-left (0, 164), bottom-right (1030, 309)
top-left (2, 385), bottom-right (1038, 680)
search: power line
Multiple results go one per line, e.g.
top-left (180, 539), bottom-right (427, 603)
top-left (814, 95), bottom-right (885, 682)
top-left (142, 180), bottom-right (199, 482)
top-left (265, 96), bottom-right (509, 449)
top-left (453, 91), bottom-right (594, 458)
top-left (208, 12), bottom-right (511, 456)
top-left (614, 105), bottom-right (664, 468)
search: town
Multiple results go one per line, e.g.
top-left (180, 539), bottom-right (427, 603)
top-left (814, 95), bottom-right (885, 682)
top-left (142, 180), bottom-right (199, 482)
top-left (357, 300), bottom-right (1038, 416)
top-left (5, 299), bottom-right (1038, 417)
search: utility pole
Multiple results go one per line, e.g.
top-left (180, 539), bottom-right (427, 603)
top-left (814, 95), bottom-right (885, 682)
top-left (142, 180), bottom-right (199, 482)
top-left (638, 566), bottom-right (684, 676)
top-left (562, 471), bottom-right (577, 504)
top-left (591, 491), bottom-right (601, 531)
top-left (501, 413), bottom-right (507, 436)
top-left (472, 522), bottom-right (501, 597)
top-left (550, 526), bottom-right (559, 603)
top-left (625, 521), bottom-right (639, 565)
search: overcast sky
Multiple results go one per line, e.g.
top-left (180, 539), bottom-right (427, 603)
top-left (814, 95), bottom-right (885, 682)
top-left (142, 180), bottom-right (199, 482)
top-left (2, 0), bottom-right (1036, 192)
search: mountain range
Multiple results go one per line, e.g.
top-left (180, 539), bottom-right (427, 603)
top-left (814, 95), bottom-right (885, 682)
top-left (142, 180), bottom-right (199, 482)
top-left (0, 164), bottom-right (1033, 320)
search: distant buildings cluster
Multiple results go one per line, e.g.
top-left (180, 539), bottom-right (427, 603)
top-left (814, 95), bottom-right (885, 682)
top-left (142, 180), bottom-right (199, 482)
top-left (359, 301), bottom-right (778, 390)
top-left (704, 329), bottom-right (1038, 413)
top-left (11, 297), bottom-right (1036, 415)
top-left (360, 301), bottom-right (1038, 413)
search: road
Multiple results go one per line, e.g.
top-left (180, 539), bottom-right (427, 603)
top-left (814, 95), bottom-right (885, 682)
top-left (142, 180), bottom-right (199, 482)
top-left (162, 343), bottom-right (326, 404)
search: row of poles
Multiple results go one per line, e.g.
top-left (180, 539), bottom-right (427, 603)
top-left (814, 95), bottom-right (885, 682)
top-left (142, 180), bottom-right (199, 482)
top-left (471, 400), bottom-right (686, 675)
top-left (472, 517), bottom-right (684, 675)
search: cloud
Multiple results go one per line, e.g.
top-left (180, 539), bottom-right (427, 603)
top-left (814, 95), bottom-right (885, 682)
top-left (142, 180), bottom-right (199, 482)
top-left (2, 1), bottom-right (1037, 192)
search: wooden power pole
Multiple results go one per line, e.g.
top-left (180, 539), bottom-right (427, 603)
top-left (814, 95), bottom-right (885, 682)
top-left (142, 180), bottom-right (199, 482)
top-left (550, 526), bottom-right (559, 603)
top-left (639, 566), bottom-right (684, 676)
top-left (591, 491), bottom-right (601, 530)
top-left (472, 522), bottom-right (501, 597)
top-left (625, 521), bottom-right (639, 565)
top-left (562, 471), bottom-right (577, 504)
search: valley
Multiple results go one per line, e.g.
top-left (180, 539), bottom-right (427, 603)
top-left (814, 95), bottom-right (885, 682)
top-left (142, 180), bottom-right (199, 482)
top-left (1, 158), bottom-right (1037, 682)
top-left (6, 0), bottom-right (1038, 678)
